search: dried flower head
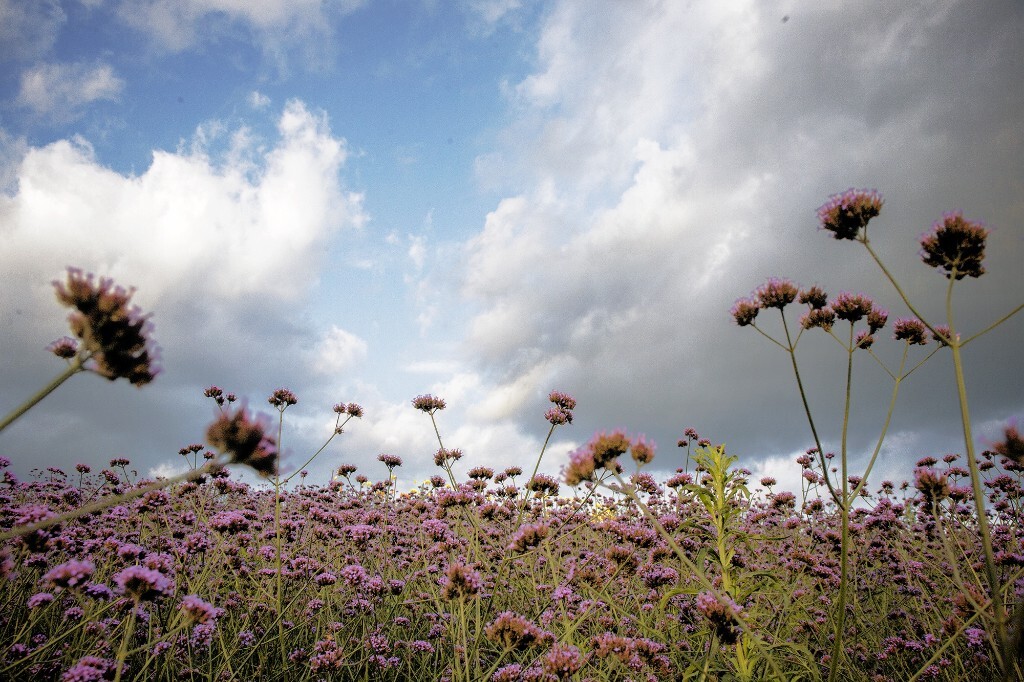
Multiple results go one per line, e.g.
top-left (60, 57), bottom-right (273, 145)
top-left (893, 318), bottom-right (929, 346)
top-left (755, 278), bottom-right (799, 310)
top-left (920, 212), bottom-right (989, 279)
top-left (695, 591), bottom-right (743, 644)
top-left (485, 611), bottom-right (549, 650)
top-left (205, 405), bottom-right (278, 477)
top-left (817, 189), bottom-right (883, 240)
top-left (53, 268), bottom-right (160, 385)
top-left (867, 306), bottom-right (888, 333)
top-left (434, 448), bottom-right (463, 466)
top-left (730, 298), bottom-right (760, 326)
top-left (992, 422), bottom-right (1024, 466)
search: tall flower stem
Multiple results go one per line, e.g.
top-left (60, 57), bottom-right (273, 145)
top-left (946, 277), bottom-right (1007, 665)
top-left (0, 355), bottom-right (86, 434)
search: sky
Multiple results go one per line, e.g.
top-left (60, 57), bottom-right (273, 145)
top-left (1, 0), bottom-right (1022, 496)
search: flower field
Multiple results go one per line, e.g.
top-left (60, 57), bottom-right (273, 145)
top-left (1, 189), bottom-right (1022, 680)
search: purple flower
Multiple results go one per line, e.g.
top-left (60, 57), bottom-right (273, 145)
top-left (53, 267), bottom-right (160, 385)
top-left (27, 592), bottom-right (55, 609)
top-left (542, 643), bottom-right (586, 680)
top-left (268, 388), bottom-right (298, 408)
top-left (817, 189), bottom-right (883, 240)
top-left (42, 560), bottom-right (95, 590)
top-left (179, 594), bottom-right (221, 624)
top-left (831, 292), bottom-right (874, 323)
top-left (730, 298), bottom-right (759, 326)
top-left (755, 277), bottom-right (799, 310)
top-left (412, 394), bottom-right (446, 413)
top-left (695, 591), bottom-right (743, 644)
top-left (920, 211), bottom-right (989, 279)
top-left (442, 562), bottom-right (483, 600)
top-left (61, 655), bottom-right (114, 682)
top-left (205, 405), bottom-right (278, 477)
top-left (799, 285), bottom-right (829, 309)
top-left (377, 453), bottom-right (403, 469)
top-left (113, 566), bottom-right (173, 602)
top-left (893, 318), bottom-right (929, 345)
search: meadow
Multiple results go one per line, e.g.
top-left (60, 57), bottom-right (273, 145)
top-left (1, 190), bottom-right (1022, 681)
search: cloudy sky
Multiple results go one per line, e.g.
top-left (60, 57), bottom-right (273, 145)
top-left (1, 0), bottom-right (1021, 495)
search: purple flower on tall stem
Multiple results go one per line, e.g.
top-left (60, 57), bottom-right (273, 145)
top-left (412, 394), bottom-right (446, 414)
top-left (179, 595), bottom-right (221, 625)
top-left (268, 388), bottom-right (298, 409)
top-left (799, 286), bottom-right (829, 309)
top-left (831, 292), bottom-right (874, 323)
top-left (755, 277), bottom-right (799, 310)
top-left (42, 560), bottom-right (95, 591)
top-left (205, 406), bottom-right (278, 477)
top-left (53, 268), bottom-right (160, 385)
top-left (442, 562), bottom-right (483, 600)
top-left (730, 298), bottom-right (760, 326)
top-left (920, 212), bottom-right (989, 279)
top-left (817, 188), bottom-right (883, 240)
top-left (892, 318), bottom-right (929, 346)
top-left (800, 307), bottom-right (835, 331)
top-left (378, 453), bottom-right (403, 470)
top-left (113, 565), bottom-right (173, 602)
top-left (992, 422), bottom-right (1024, 466)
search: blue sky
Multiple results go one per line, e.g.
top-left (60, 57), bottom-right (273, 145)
top-left (1, 0), bottom-right (1022, 494)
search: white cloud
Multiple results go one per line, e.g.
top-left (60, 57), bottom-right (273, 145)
top-left (116, 0), bottom-right (366, 58)
top-left (0, 98), bottom-right (365, 359)
top-left (0, 0), bottom-right (65, 62)
top-left (310, 325), bottom-right (369, 375)
top-left (248, 90), bottom-right (272, 109)
top-left (458, 0), bottom-right (1024, 479)
top-left (17, 61), bottom-right (124, 121)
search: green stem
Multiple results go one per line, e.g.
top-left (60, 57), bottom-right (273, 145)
top-left (0, 355), bottom-right (86, 434)
top-left (945, 274), bottom-right (1007, 667)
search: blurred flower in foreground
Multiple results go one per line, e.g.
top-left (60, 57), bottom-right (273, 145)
top-left (992, 421), bottom-right (1024, 466)
top-left (817, 188), bottom-right (883, 240)
top-left (920, 212), bottom-right (989, 280)
top-left (53, 268), bottom-right (160, 386)
top-left (206, 406), bottom-right (278, 477)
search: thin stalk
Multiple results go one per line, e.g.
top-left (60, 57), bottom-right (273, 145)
top-left (826, 325), bottom-right (856, 682)
top-left (779, 312), bottom-right (841, 505)
top-left (0, 355), bottom-right (86, 433)
top-left (945, 275), bottom-right (1007, 666)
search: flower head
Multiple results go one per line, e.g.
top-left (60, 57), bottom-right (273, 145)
top-left (831, 292), bottom-right (874, 323)
top-left (800, 307), bottom-right (835, 331)
top-left (914, 468), bottom-right (951, 505)
top-left (867, 306), bottom-right (888, 333)
top-left (992, 422), bottom-right (1024, 466)
top-left (377, 453), bottom-right (403, 470)
top-left (53, 268), bottom-right (160, 385)
top-left (920, 212), bottom-right (989, 279)
top-left (442, 562), bottom-right (483, 600)
top-left (694, 591), bottom-right (743, 644)
top-left (755, 278), bottom-right (799, 310)
top-left (631, 436), bottom-right (656, 465)
top-left (47, 336), bottom-right (79, 359)
top-left (730, 298), bottom-right (760, 326)
top-left (817, 189), bottom-right (883, 240)
top-left (205, 405), bottom-right (278, 477)
top-left (893, 318), bottom-right (928, 346)
top-left (42, 560), bottom-right (95, 591)
top-left (268, 388), bottom-right (298, 409)
top-left (114, 565), bottom-right (173, 602)
top-left (799, 286), bottom-right (829, 309)
top-left (179, 595), bottom-right (222, 625)
top-left (412, 394), bottom-right (446, 413)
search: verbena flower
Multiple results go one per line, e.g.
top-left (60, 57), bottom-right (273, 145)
top-left (631, 436), bottom-right (656, 465)
top-left (484, 611), bottom-right (550, 650)
top-left (442, 562), bottom-right (483, 600)
top-left (893, 318), bottom-right (929, 345)
top-left (53, 268), bottom-right (161, 385)
top-left (113, 565), bottom-right (173, 602)
top-left (914, 468), bottom-right (951, 505)
top-left (268, 388), bottom-right (298, 409)
top-left (694, 591), bottom-right (743, 644)
top-left (61, 655), bottom-right (115, 682)
top-left (755, 277), bottom-right (799, 310)
top-left (831, 292), bottom-right (874, 323)
top-left (205, 405), bottom-right (278, 477)
top-left (730, 298), bottom-right (759, 326)
top-left (527, 474), bottom-right (560, 497)
top-left (542, 643), bottom-right (586, 680)
top-left (799, 286), bottom-right (829, 309)
top-left (412, 394), bottom-right (446, 413)
top-left (509, 523), bottom-right (549, 552)
top-left (377, 453), bottom-right (403, 470)
top-left (42, 559), bottom-right (94, 590)
top-left (920, 212), bottom-right (989, 279)
top-left (817, 188), bottom-right (883, 240)
top-left (992, 422), bottom-right (1024, 466)
top-left (800, 307), bottom-right (835, 331)
top-left (178, 594), bottom-right (221, 625)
